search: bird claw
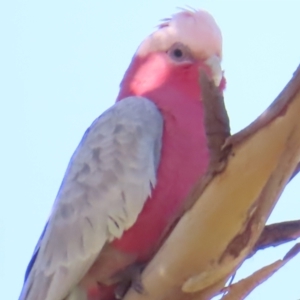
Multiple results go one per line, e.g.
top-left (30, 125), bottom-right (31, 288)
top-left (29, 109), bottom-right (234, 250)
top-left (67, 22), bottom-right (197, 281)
top-left (113, 263), bottom-right (146, 299)
top-left (131, 279), bottom-right (144, 294)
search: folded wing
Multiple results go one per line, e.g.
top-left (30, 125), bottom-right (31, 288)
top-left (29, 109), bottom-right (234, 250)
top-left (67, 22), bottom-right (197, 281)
top-left (19, 96), bottom-right (163, 300)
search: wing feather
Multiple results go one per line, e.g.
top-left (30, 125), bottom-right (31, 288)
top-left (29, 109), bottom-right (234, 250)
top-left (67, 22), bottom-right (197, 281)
top-left (20, 96), bottom-right (163, 300)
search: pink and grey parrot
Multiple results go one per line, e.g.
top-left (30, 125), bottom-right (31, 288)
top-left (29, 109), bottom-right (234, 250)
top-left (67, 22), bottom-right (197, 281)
top-left (19, 8), bottom-right (225, 300)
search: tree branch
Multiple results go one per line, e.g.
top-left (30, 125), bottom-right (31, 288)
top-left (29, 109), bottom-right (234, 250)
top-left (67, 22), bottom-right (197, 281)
top-left (123, 65), bottom-right (300, 300)
top-left (221, 243), bottom-right (300, 300)
top-left (253, 220), bottom-right (300, 255)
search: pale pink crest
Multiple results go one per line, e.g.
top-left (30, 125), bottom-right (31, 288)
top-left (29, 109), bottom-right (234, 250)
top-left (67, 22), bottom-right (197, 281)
top-left (137, 8), bottom-right (222, 60)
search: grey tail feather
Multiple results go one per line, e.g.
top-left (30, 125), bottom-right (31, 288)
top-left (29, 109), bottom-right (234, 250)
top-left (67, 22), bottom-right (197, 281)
top-left (24, 222), bottom-right (48, 282)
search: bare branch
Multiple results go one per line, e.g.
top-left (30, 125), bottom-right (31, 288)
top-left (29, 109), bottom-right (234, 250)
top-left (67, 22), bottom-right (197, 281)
top-left (253, 220), bottom-right (300, 254)
top-left (221, 243), bottom-right (300, 300)
top-left (123, 65), bottom-right (300, 300)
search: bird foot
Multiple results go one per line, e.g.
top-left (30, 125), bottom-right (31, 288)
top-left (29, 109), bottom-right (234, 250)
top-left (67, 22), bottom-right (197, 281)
top-left (113, 263), bottom-right (147, 299)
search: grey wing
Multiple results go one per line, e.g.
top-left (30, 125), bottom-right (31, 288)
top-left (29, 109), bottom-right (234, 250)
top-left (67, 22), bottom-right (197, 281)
top-left (19, 96), bottom-right (164, 300)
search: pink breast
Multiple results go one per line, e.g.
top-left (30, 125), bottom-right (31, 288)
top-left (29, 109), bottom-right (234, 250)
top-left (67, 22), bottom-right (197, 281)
top-left (111, 97), bottom-right (209, 261)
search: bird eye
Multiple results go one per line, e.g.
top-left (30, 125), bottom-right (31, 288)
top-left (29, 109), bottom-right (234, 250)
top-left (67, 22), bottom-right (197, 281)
top-left (173, 48), bottom-right (183, 58)
top-left (167, 43), bottom-right (193, 63)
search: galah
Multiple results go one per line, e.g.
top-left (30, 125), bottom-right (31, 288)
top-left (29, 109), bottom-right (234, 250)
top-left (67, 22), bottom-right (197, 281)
top-left (19, 8), bottom-right (225, 300)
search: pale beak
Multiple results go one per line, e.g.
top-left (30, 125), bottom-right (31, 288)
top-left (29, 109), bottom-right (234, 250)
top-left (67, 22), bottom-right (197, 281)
top-left (204, 55), bottom-right (223, 87)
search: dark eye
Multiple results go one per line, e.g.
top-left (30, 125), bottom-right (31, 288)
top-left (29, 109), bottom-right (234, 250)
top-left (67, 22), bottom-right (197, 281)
top-left (167, 43), bottom-right (193, 63)
top-left (173, 48), bottom-right (183, 58)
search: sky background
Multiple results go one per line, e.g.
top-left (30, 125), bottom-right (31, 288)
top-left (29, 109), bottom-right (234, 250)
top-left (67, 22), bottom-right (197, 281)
top-left (1, 1), bottom-right (300, 299)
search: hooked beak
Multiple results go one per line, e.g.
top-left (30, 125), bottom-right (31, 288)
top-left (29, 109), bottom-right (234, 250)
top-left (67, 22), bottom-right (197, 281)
top-left (204, 55), bottom-right (223, 87)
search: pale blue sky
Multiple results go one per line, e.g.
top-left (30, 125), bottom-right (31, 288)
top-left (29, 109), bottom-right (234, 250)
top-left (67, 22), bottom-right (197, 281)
top-left (1, 1), bottom-right (300, 299)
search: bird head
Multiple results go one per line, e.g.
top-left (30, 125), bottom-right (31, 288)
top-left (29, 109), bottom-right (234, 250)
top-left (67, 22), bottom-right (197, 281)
top-left (118, 9), bottom-right (225, 102)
